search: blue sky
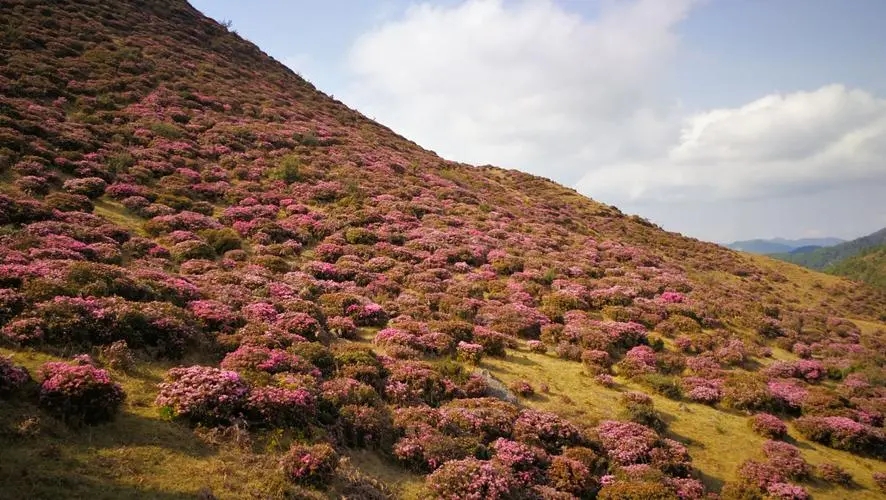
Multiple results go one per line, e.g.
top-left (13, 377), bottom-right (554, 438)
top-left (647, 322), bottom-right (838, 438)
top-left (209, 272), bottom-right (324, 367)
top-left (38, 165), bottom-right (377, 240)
top-left (191, 0), bottom-right (886, 243)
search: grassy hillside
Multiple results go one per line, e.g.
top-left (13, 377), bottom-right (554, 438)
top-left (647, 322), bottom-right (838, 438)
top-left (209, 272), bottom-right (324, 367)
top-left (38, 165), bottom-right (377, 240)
top-left (827, 245), bottom-right (886, 293)
top-left (0, 1), bottom-right (884, 499)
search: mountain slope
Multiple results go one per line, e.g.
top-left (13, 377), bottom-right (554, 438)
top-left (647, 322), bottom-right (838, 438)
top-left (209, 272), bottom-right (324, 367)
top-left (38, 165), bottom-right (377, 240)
top-left (772, 227), bottom-right (886, 269)
top-left (1, 1), bottom-right (885, 499)
top-left (726, 237), bottom-right (844, 255)
top-left (827, 244), bottom-right (886, 291)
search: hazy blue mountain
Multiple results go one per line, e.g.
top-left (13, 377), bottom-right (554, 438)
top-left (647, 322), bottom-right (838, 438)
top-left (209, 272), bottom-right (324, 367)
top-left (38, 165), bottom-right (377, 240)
top-left (725, 237), bottom-right (844, 255)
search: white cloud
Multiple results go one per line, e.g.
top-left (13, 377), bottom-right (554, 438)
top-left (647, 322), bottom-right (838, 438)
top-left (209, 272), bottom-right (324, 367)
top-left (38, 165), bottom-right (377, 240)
top-left (344, 0), bottom-right (694, 182)
top-left (342, 0), bottom-right (886, 240)
top-left (578, 84), bottom-right (886, 202)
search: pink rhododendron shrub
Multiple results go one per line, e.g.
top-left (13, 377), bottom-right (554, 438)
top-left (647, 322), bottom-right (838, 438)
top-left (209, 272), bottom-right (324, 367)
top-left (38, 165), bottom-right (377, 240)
top-left (1, 317), bottom-right (45, 345)
top-left (0, 355), bottom-right (31, 396)
top-left (326, 315), bottom-right (357, 339)
top-left (761, 440), bottom-right (810, 480)
top-left (815, 462), bottom-right (852, 486)
top-left (384, 360), bottom-right (450, 407)
top-left (680, 377), bottom-right (723, 404)
top-left (456, 341), bottom-right (484, 364)
top-left (425, 458), bottom-right (521, 500)
top-left (187, 299), bottom-right (241, 333)
top-left (490, 438), bottom-right (550, 486)
top-left (244, 386), bottom-right (315, 427)
top-left (38, 361), bottom-right (125, 425)
top-left (320, 377), bottom-right (379, 408)
top-left (220, 345), bottom-right (320, 378)
top-left (346, 302), bottom-right (387, 327)
top-left (273, 311), bottom-right (322, 340)
top-left (794, 416), bottom-right (885, 455)
top-left (873, 471), bottom-right (886, 492)
top-left (281, 442), bottom-right (339, 487)
top-left (527, 340), bottom-right (547, 354)
top-left (509, 379), bottom-right (534, 398)
top-left (337, 403), bottom-right (392, 448)
top-left (765, 482), bottom-right (809, 500)
top-left (472, 327), bottom-right (509, 357)
top-left (155, 366), bottom-right (249, 425)
top-left (63, 177), bottom-right (107, 198)
top-left (737, 459), bottom-right (786, 490)
top-left (618, 345), bottom-right (657, 378)
top-left (721, 373), bottom-right (774, 412)
top-left (666, 477), bottom-right (706, 499)
top-left (547, 455), bottom-right (595, 496)
top-left (595, 420), bottom-right (659, 465)
top-left (767, 379), bottom-right (808, 411)
top-left (394, 431), bottom-right (481, 471)
top-left (513, 409), bottom-right (584, 453)
top-left (750, 413), bottom-right (787, 439)
top-left (438, 398), bottom-right (520, 442)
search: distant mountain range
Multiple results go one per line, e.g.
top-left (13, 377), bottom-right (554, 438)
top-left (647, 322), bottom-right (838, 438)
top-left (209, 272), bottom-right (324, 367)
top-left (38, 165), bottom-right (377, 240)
top-left (771, 227), bottom-right (886, 271)
top-left (725, 237), bottom-right (844, 255)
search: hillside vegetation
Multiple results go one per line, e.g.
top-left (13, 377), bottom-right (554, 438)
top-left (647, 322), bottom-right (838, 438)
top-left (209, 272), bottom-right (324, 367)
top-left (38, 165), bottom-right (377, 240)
top-left (1, 1), bottom-right (884, 499)
top-left (827, 246), bottom-right (886, 293)
top-left (773, 228), bottom-right (886, 270)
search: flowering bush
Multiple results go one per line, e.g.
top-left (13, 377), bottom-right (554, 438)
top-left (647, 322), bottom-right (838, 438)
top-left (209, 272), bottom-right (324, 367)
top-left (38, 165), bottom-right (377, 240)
top-left (594, 373), bottom-right (616, 387)
top-left (526, 340), bottom-right (547, 354)
top-left (155, 366), bottom-right (249, 425)
top-left (456, 341), bottom-right (484, 364)
top-left (245, 386), bottom-right (315, 427)
top-left (512, 409), bottom-right (583, 453)
top-left (750, 413), bottom-right (787, 439)
top-left (765, 482), bottom-right (809, 500)
top-left (337, 404), bottom-right (392, 447)
top-left (509, 379), bottom-right (534, 398)
top-left (721, 373), bottom-right (774, 412)
top-left (815, 462), bottom-right (852, 486)
top-left (221, 345), bottom-right (319, 378)
top-left (438, 398), bottom-right (519, 442)
top-left (0, 355), bottom-right (31, 397)
top-left (681, 376), bottom-right (722, 405)
top-left (618, 345), bottom-right (657, 378)
top-left (767, 379), bottom-right (808, 411)
top-left (321, 377), bottom-right (378, 408)
top-left (100, 340), bottom-right (136, 371)
top-left (490, 438), bottom-right (549, 486)
top-left (547, 455), bottom-right (595, 496)
top-left (38, 361), bottom-right (125, 425)
top-left (793, 416), bottom-right (885, 455)
top-left (385, 361), bottom-right (451, 406)
top-left (596, 420), bottom-right (659, 465)
top-left (274, 312), bottom-right (322, 340)
top-left (281, 442), bottom-right (339, 487)
top-left (63, 177), bottom-right (107, 198)
top-left (873, 471), bottom-right (886, 492)
top-left (618, 392), bottom-right (666, 433)
top-left (472, 327), bottom-right (509, 357)
top-left (761, 440), bottom-right (809, 480)
top-left (327, 315), bottom-right (358, 339)
top-left (425, 458), bottom-right (520, 500)
top-left (394, 431), bottom-right (481, 471)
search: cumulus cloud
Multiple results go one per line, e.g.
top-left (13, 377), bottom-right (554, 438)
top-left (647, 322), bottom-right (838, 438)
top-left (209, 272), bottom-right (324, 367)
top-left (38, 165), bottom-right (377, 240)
top-left (344, 0), bottom-right (694, 183)
top-left (578, 84), bottom-right (886, 202)
top-left (343, 0), bottom-right (886, 239)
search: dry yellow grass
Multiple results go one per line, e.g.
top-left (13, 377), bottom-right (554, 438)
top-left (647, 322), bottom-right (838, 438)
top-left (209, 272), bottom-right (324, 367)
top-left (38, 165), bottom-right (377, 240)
top-left (481, 344), bottom-right (886, 499)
